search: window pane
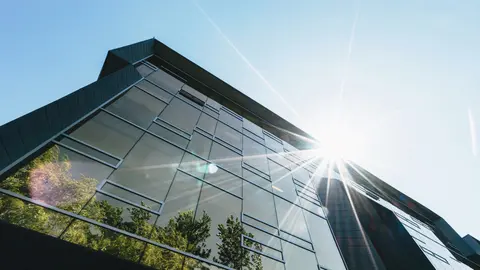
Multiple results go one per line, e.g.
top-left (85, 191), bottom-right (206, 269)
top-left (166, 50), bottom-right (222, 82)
top-left (215, 122), bottom-right (242, 150)
top-left (179, 152), bottom-right (208, 179)
top-left (105, 87), bottom-right (167, 129)
top-left (136, 64), bottom-right (154, 77)
top-left (282, 240), bottom-right (318, 270)
top-left (219, 109), bottom-right (242, 132)
top-left (269, 160), bottom-right (297, 202)
top-left (136, 79), bottom-right (174, 103)
top-left (265, 135), bottom-right (283, 153)
top-left (101, 182), bottom-right (161, 211)
top-left (195, 184), bottom-right (241, 261)
top-left (305, 212), bottom-right (347, 270)
top-left (187, 132), bottom-right (212, 159)
top-left (197, 113), bottom-right (217, 135)
top-left (243, 136), bottom-right (269, 175)
top-left (142, 244), bottom-right (220, 270)
top-left (209, 142), bottom-right (242, 176)
top-left (145, 69), bottom-right (183, 95)
top-left (59, 135), bottom-right (120, 166)
top-left (109, 133), bottom-right (183, 201)
top-left (79, 193), bottom-right (157, 236)
top-left (148, 122), bottom-right (189, 148)
top-left (0, 145), bottom-right (112, 213)
top-left (156, 171), bottom-right (202, 227)
top-left (0, 194), bottom-right (71, 237)
top-left (182, 85), bottom-right (207, 103)
top-left (159, 98), bottom-right (201, 135)
top-left (243, 118), bottom-right (263, 139)
top-left (242, 249), bottom-right (285, 270)
top-left (243, 168), bottom-right (272, 192)
top-left (292, 166), bottom-right (312, 188)
top-left (206, 98), bottom-right (221, 111)
top-left (267, 149), bottom-right (293, 170)
top-left (204, 166), bottom-right (242, 197)
top-left (298, 196), bottom-right (325, 218)
top-left (69, 111), bottom-right (143, 158)
top-left (243, 181), bottom-right (278, 227)
top-left (275, 197), bottom-right (310, 241)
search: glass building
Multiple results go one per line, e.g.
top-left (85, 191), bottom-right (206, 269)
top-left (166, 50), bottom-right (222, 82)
top-left (0, 39), bottom-right (478, 270)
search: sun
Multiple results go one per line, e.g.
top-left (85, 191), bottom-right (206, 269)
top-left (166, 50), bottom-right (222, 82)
top-left (311, 123), bottom-right (361, 162)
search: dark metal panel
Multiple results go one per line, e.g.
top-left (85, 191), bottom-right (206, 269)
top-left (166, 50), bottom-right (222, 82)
top-left (0, 122), bottom-right (25, 163)
top-left (0, 138), bottom-right (10, 170)
top-left (0, 65), bottom-right (142, 174)
top-left (17, 107), bottom-right (52, 151)
top-left (110, 38), bottom-right (155, 64)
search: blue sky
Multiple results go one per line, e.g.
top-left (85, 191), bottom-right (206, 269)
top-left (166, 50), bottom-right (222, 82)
top-left (1, 1), bottom-right (479, 238)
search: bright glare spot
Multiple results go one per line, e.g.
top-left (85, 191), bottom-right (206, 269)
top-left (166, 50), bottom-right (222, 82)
top-left (272, 185), bottom-right (283, 192)
top-left (207, 163), bottom-right (218, 174)
top-left (311, 121), bottom-right (363, 161)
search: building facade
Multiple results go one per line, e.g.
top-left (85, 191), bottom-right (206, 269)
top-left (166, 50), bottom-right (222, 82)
top-left (0, 39), bottom-right (478, 270)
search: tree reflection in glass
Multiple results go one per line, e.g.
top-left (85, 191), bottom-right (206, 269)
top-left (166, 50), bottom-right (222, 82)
top-left (0, 146), bottom-right (265, 269)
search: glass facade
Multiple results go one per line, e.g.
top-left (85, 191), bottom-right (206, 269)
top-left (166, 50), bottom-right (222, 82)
top-left (0, 62), bottom-right (346, 270)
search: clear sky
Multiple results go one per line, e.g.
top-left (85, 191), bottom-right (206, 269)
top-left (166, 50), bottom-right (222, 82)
top-left (1, 1), bottom-right (479, 238)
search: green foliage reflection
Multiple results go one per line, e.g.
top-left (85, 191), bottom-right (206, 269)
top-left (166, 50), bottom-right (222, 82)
top-left (0, 145), bottom-right (265, 269)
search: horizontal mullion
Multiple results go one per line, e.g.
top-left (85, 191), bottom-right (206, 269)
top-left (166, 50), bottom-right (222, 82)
top-left (177, 168), bottom-right (242, 200)
top-left (53, 140), bottom-right (119, 169)
top-left (95, 189), bottom-right (161, 216)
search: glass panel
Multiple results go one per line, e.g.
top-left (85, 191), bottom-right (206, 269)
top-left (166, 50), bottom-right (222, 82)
top-left (244, 129), bottom-right (265, 145)
top-left (243, 168), bottom-right (272, 192)
top-left (197, 113), bottom-right (217, 135)
top-left (143, 244), bottom-right (220, 270)
top-left (148, 122), bottom-right (189, 148)
top-left (105, 86), bottom-right (167, 129)
top-left (204, 107), bottom-right (219, 119)
top-left (187, 132), bottom-right (212, 159)
top-left (156, 171), bottom-right (202, 227)
top-left (243, 118), bottom-right (264, 139)
top-left (292, 166), bottom-right (312, 188)
top-left (275, 198), bottom-right (310, 241)
top-left (243, 136), bottom-right (269, 175)
top-left (282, 240), bottom-right (318, 270)
top-left (136, 64), bottom-right (154, 77)
top-left (267, 149), bottom-right (293, 170)
top-left (58, 136), bottom-right (119, 166)
top-left (243, 234), bottom-right (283, 261)
top-left (0, 194), bottom-right (71, 237)
top-left (61, 220), bottom-right (146, 263)
top-left (204, 166), bottom-right (242, 197)
top-left (159, 98), bottom-right (201, 135)
top-left (215, 122), bottom-right (242, 150)
top-left (101, 182), bottom-right (161, 211)
top-left (0, 145), bottom-right (112, 213)
top-left (242, 249), bottom-right (285, 270)
top-left (146, 69), bottom-right (184, 95)
top-left (195, 184), bottom-right (242, 261)
top-left (179, 152), bottom-right (208, 179)
top-left (280, 231), bottom-right (313, 250)
top-left (269, 160), bottom-right (297, 202)
top-left (182, 85), bottom-right (207, 103)
top-left (206, 98), bottom-right (221, 111)
top-left (136, 79), bottom-right (174, 103)
top-left (79, 193), bottom-right (157, 234)
top-left (243, 181), bottom-right (278, 227)
top-left (109, 133), bottom-right (183, 201)
top-left (209, 142), bottom-right (242, 176)
top-left (69, 111), bottom-right (143, 158)
top-left (298, 196), bottom-right (325, 218)
top-left (219, 109), bottom-right (242, 131)
top-left (264, 135), bottom-right (284, 153)
top-left (304, 212), bottom-right (347, 270)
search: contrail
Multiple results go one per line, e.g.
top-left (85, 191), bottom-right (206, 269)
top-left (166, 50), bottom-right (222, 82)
top-left (192, 0), bottom-right (300, 118)
top-left (339, 7), bottom-right (360, 102)
top-left (468, 107), bottom-right (477, 156)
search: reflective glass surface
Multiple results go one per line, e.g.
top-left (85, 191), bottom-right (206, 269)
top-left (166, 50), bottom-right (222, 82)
top-left (0, 73), bottom-right (347, 270)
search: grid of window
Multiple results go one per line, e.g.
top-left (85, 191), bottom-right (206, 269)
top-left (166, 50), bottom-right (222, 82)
top-left (0, 65), bottom-right (346, 270)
